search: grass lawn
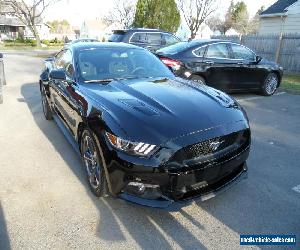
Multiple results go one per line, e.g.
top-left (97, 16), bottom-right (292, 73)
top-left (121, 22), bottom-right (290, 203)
top-left (281, 74), bottom-right (300, 94)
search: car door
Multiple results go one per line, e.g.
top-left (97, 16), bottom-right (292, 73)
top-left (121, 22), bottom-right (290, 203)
top-left (50, 50), bottom-right (81, 136)
top-left (203, 43), bottom-right (236, 91)
top-left (50, 50), bottom-right (68, 120)
top-left (229, 43), bottom-right (261, 90)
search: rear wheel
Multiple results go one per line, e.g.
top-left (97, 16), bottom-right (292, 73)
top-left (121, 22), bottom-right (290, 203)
top-left (190, 75), bottom-right (206, 85)
top-left (261, 73), bottom-right (278, 96)
top-left (80, 129), bottom-right (107, 197)
top-left (41, 85), bottom-right (53, 120)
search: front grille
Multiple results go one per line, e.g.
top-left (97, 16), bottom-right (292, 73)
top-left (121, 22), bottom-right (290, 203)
top-left (169, 129), bottom-right (250, 166)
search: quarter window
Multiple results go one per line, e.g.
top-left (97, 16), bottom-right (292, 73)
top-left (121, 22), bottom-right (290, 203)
top-left (194, 46), bottom-right (206, 57)
top-left (231, 44), bottom-right (255, 61)
top-left (163, 34), bottom-right (179, 45)
top-left (206, 43), bottom-right (230, 59)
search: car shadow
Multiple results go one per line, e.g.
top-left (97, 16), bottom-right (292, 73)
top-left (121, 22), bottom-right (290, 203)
top-left (0, 202), bottom-right (11, 250)
top-left (21, 82), bottom-right (207, 249)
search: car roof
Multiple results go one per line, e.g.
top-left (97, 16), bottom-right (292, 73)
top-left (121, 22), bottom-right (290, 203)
top-left (68, 42), bottom-right (144, 52)
top-left (113, 28), bottom-right (173, 34)
top-left (187, 39), bottom-right (229, 46)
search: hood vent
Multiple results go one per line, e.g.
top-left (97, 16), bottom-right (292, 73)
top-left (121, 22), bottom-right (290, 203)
top-left (119, 99), bottom-right (159, 116)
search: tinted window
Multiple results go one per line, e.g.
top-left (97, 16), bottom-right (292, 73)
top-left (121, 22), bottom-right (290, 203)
top-left (163, 34), bottom-right (179, 45)
top-left (206, 43), bottom-right (230, 58)
top-left (194, 46), bottom-right (206, 57)
top-left (157, 42), bottom-right (193, 55)
top-left (108, 34), bottom-right (125, 42)
top-left (77, 48), bottom-right (173, 81)
top-left (147, 33), bottom-right (162, 45)
top-left (56, 50), bottom-right (72, 69)
top-left (231, 44), bottom-right (255, 61)
top-left (130, 33), bottom-right (147, 43)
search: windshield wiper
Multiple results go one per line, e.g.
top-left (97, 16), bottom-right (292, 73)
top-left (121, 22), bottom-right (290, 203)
top-left (84, 79), bottom-right (114, 83)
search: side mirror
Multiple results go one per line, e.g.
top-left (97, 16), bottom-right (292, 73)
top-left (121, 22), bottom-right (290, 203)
top-left (256, 55), bottom-right (262, 63)
top-left (49, 69), bottom-right (66, 80)
top-left (0, 53), bottom-right (3, 59)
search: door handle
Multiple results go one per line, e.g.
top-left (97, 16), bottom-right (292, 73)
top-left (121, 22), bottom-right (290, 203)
top-left (204, 61), bottom-right (214, 65)
top-left (237, 62), bottom-right (244, 65)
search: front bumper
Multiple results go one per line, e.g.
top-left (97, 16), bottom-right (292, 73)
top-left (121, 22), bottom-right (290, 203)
top-left (106, 139), bottom-right (250, 208)
top-left (120, 162), bottom-right (248, 209)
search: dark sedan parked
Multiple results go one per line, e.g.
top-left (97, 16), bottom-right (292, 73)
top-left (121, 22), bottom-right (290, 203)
top-left (156, 40), bottom-right (283, 96)
top-left (40, 42), bottom-right (250, 208)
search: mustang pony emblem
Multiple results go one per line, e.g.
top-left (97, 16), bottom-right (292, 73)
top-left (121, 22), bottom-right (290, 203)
top-left (210, 140), bottom-right (225, 151)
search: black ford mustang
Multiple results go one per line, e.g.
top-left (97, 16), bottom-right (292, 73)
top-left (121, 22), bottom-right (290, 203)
top-left (40, 42), bottom-right (251, 208)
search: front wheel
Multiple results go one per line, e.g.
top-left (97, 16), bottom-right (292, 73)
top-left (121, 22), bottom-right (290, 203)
top-left (190, 75), bottom-right (206, 85)
top-left (80, 129), bottom-right (107, 197)
top-left (261, 73), bottom-right (279, 96)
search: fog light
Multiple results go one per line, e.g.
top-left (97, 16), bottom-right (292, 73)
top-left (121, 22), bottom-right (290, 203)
top-left (128, 182), bottom-right (146, 194)
top-left (125, 182), bottom-right (162, 199)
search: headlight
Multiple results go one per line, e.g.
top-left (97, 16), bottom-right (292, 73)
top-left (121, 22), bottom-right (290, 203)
top-left (106, 132), bottom-right (157, 157)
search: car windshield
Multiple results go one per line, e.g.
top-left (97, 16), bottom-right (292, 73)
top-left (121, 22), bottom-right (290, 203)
top-left (157, 42), bottom-right (193, 55)
top-left (77, 48), bottom-right (173, 82)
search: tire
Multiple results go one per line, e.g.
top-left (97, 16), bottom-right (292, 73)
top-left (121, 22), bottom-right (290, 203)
top-left (261, 73), bottom-right (279, 96)
top-left (80, 129), bottom-right (107, 197)
top-left (41, 85), bottom-right (53, 120)
top-left (190, 75), bottom-right (206, 85)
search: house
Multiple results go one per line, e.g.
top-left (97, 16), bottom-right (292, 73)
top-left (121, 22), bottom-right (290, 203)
top-left (0, 3), bottom-right (25, 40)
top-left (23, 22), bottom-right (51, 40)
top-left (259, 0), bottom-right (300, 34)
top-left (80, 19), bottom-right (107, 40)
top-left (194, 23), bottom-right (214, 39)
top-left (0, 2), bottom-right (50, 40)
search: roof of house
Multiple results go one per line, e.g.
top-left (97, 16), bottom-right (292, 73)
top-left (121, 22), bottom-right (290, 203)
top-left (261, 0), bottom-right (298, 16)
top-left (0, 16), bottom-right (25, 27)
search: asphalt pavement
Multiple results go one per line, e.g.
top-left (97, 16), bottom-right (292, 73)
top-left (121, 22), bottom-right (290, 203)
top-left (0, 54), bottom-right (299, 250)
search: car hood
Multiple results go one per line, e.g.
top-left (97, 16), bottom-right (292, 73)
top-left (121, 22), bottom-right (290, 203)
top-left (80, 77), bottom-right (248, 145)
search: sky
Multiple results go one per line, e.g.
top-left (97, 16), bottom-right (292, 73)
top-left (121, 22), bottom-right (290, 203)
top-left (44, 0), bottom-right (277, 27)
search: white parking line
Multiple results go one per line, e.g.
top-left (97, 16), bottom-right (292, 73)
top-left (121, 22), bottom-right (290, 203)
top-left (292, 184), bottom-right (300, 194)
top-left (236, 92), bottom-right (286, 101)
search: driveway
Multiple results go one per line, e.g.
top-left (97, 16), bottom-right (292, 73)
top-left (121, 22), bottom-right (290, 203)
top-left (0, 54), bottom-right (299, 249)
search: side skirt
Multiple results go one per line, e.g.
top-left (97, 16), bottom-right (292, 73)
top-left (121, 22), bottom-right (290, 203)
top-left (53, 114), bottom-right (81, 156)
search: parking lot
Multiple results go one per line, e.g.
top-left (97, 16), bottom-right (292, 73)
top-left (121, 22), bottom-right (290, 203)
top-left (0, 54), bottom-right (299, 249)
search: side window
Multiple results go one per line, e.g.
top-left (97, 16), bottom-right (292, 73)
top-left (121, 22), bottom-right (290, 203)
top-left (147, 33), bottom-right (162, 45)
top-left (130, 33), bottom-right (148, 43)
top-left (231, 44), bottom-right (255, 61)
top-left (206, 43), bottom-right (230, 59)
top-left (54, 51), bottom-right (65, 68)
top-left (193, 46), bottom-right (206, 57)
top-left (163, 33), bottom-right (179, 45)
top-left (56, 50), bottom-right (74, 77)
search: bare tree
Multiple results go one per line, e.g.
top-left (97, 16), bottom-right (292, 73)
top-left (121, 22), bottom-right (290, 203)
top-left (178, 0), bottom-right (216, 39)
top-left (104, 0), bottom-right (137, 29)
top-left (5, 0), bottom-right (56, 47)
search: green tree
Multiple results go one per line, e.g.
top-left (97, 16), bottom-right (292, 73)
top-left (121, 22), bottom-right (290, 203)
top-left (133, 0), bottom-right (180, 33)
top-left (232, 1), bottom-right (249, 34)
